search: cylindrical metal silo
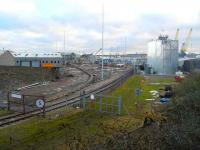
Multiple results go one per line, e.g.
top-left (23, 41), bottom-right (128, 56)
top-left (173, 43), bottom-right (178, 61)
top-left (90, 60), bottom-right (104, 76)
top-left (147, 35), bottom-right (178, 75)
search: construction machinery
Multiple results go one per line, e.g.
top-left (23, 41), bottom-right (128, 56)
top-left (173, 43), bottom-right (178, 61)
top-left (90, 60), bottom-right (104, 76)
top-left (143, 112), bottom-right (167, 127)
top-left (180, 28), bottom-right (193, 57)
top-left (93, 48), bottom-right (102, 56)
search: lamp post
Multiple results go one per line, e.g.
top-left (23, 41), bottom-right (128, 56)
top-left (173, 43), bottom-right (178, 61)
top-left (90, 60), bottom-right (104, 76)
top-left (101, 4), bottom-right (104, 80)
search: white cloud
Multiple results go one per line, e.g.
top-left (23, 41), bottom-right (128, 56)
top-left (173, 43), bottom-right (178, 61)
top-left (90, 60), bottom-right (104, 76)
top-left (0, 0), bottom-right (36, 16)
top-left (21, 31), bottom-right (43, 38)
top-left (64, 0), bottom-right (200, 25)
top-left (0, 0), bottom-right (200, 53)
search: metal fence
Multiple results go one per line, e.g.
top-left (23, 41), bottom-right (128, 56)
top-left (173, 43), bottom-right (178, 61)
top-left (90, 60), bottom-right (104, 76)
top-left (4, 68), bottom-right (133, 116)
top-left (0, 91), bottom-right (8, 108)
top-left (80, 94), bottom-right (122, 115)
top-left (8, 92), bottom-right (45, 114)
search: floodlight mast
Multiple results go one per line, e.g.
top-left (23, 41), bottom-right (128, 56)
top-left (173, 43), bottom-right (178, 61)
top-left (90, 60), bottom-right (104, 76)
top-left (64, 31), bottom-right (66, 51)
top-left (101, 4), bottom-right (104, 80)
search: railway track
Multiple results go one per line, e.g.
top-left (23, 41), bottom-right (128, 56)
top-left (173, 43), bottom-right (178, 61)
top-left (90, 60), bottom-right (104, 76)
top-left (45, 64), bottom-right (94, 102)
top-left (0, 68), bottom-right (133, 127)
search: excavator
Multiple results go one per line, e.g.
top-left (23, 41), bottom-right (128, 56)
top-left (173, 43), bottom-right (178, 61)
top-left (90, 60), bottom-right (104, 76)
top-left (134, 109), bottom-right (167, 127)
top-left (142, 112), bottom-right (167, 127)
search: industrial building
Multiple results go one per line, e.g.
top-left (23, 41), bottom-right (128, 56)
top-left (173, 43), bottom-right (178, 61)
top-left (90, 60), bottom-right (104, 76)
top-left (179, 57), bottom-right (200, 72)
top-left (96, 53), bottom-right (147, 65)
top-left (0, 51), bottom-right (63, 68)
top-left (81, 54), bottom-right (97, 64)
top-left (147, 35), bottom-right (178, 75)
top-left (123, 54), bottom-right (147, 65)
top-left (61, 52), bottom-right (80, 64)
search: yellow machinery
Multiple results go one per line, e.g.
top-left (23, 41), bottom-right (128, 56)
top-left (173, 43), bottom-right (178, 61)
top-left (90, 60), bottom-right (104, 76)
top-left (181, 28), bottom-right (193, 53)
top-left (41, 63), bottom-right (54, 68)
top-left (142, 112), bottom-right (167, 127)
top-left (41, 63), bottom-right (60, 80)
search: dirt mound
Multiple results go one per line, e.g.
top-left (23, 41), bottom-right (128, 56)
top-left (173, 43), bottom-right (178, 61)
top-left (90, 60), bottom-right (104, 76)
top-left (0, 66), bottom-right (52, 91)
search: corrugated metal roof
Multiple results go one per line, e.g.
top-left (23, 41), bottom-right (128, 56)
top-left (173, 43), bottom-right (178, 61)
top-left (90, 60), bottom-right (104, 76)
top-left (10, 52), bottom-right (62, 58)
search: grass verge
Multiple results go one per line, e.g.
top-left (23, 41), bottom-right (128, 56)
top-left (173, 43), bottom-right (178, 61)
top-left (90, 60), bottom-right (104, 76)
top-left (0, 109), bottom-right (13, 117)
top-left (0, 75), bottom-right (174, 150)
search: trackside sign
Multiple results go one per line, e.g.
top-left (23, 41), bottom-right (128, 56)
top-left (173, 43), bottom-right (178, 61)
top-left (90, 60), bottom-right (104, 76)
top-left (11, 93), bottom-right (22, 99)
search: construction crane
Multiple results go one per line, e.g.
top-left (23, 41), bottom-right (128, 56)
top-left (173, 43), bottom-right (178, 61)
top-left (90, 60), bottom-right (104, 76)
top-left (175, 28), bottom-right (179, 40)
top-left (93, 48), bottom-right (102, 55)
top-left (181, 28), bottom-right (192, 52)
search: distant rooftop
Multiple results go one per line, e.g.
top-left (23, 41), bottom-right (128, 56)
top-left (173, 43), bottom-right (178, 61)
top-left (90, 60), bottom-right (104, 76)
top-left (10, 51), bottom-right (62, 58)
top-left (97, 53), bottom-right (147, 56)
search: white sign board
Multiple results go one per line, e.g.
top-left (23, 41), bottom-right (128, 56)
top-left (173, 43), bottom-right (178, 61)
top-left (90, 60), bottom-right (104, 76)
top-left (11, 93), bottom-right (22, 99)
top-left (36, 99), bottom-right (45, 108)
top-left (90, 94), bottom-right (95, 100)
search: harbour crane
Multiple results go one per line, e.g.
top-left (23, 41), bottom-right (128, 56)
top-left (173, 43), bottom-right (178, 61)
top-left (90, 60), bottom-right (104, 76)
top-left (181, 28), bottom-right (192, 52)
top-left (93, 48), bottom-right (102, 55)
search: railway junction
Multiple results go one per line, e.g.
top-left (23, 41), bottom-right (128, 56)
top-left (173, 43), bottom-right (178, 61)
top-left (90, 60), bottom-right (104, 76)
top-left (0, 63), bottom-right (132, 126)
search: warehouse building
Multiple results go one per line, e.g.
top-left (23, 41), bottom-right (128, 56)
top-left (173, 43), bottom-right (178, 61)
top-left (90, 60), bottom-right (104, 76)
top-left (0, 51), bottom-right (16, 66)
top-left (81, 54), bottom-right (97, 64)
top-left (179, 57), bottom-right (200, 72)
top-left (61, 52), bottom-right (80, 64)
top-left (0, 51), bottom-right (63, 68)
top-left (96, 53), bottom-right (147, 65)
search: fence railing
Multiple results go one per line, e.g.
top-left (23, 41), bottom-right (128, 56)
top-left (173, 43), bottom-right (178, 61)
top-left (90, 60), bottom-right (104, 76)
top-left (81, 94), bottom-right (122, 115)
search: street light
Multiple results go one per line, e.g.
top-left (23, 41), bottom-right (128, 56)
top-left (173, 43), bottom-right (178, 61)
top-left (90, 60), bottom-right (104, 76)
top-left (101, 4), bottom-right (104, 80)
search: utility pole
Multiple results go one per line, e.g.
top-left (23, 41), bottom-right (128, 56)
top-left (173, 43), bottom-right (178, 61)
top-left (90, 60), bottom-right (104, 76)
top-left (101, 4), bottom-right (104, 80)
top-left (64, 31), bottom-right (66, 51)
top-left (124, 37), bottom-right (127, 64)
top-left (122, 38), bottom-right (125, 63)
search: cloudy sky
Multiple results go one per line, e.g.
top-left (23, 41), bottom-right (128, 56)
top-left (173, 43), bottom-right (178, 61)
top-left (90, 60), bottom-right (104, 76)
top-left (0, 0), bottom-right (199, 54)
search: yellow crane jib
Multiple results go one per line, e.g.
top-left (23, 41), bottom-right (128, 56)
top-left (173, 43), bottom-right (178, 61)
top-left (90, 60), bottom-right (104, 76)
top-left (181, 28), bottom-right (193, 52)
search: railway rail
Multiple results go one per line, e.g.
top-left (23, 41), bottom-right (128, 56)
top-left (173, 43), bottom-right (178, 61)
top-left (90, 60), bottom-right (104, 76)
top-left (0, 68), bottom-right (133, 127)
top-left (46, 64), bottom-right (94, 102)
